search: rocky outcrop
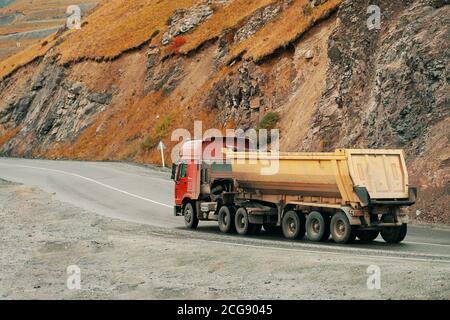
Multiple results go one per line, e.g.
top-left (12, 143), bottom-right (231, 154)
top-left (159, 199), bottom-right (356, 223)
top-left (162, 3), bottom-right (214, 45)
top-left (304, 0), bottom-right (449, 157)
top-left (145, 53), bottom-right (184, 96)
top-left (0, 59), bottom-right (113, 156)
top-left (233, 0), bottom-right (293, 43)
top-left (206, 61), bottom-right (266, 128)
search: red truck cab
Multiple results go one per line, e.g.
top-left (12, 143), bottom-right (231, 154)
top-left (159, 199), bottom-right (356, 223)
top-left (171, 137), bottom-right (252, 220)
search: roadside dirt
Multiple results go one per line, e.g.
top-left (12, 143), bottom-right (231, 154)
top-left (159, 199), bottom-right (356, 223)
top-left (0, 179), bottom-right (449, 300)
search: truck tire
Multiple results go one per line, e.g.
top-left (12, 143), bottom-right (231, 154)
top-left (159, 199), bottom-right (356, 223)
top-left (381, 224), bottom-right (407, 244)
top-left (235, 208), bottom-right (253, 235)
top-left (306, 211), bottom-right (330, 242)
top-left (356, 230), bottom-right (379, 242)
top-left (184, 202), bottom-right (199, 229)
top-left (218, 206), bottom-right (236, 233)
top-left (282, 211), bottom-right (306, 240)
top-left (330, 212), bottom-right (356, 244)
top-left (380, 214), bottom-right (407, 244)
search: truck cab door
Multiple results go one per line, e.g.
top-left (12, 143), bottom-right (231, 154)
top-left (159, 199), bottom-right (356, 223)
top-left (175, 163), bottom-right (188, 205)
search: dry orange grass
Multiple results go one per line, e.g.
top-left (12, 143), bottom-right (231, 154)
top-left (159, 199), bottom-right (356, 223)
top-left (56, 0), bottom-right (198, 63)
top-left (0, 33), bottom-right (56, 80)
top-left (227, 0), bottom-right (342, 62)
top-left (179, 0), bottom-right (275, 54)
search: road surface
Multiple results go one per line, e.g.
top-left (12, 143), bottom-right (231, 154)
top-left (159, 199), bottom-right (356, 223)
top-left (0, 157), bottom-right (449, 263)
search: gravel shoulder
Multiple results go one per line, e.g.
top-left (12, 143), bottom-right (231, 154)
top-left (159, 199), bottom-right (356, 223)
top-left (0, 179), bottom-right (449, 300)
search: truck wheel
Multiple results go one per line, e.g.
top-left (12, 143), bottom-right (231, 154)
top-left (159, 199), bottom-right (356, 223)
top-left (218, 206), bottom-right (236, 233)
top-left (184, 202), bottom-right (199, 229)
top-left (282, 211), bottom-right (306, 240)
top-left (235, 208), bottom-right (252, 235)
top-left (356, 230), bottom-right (379, 242)
top-left (306, 211), bottom-right (330, 242)
top-left (330, 212), bottom-right (356, 244)
top-left (380, 214), bottom-right (407, 244)
top-left (381, 224), bottom-right (407, 244)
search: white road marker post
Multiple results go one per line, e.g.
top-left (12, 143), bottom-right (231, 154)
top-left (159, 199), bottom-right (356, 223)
top-left (158, 141), bottom-right (166, 168)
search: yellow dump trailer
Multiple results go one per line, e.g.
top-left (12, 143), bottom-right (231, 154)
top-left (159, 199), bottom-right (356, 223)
top-left (173, 140), bottom-right (417, 244)
top-left (226, 149), bottom-right (414, 209)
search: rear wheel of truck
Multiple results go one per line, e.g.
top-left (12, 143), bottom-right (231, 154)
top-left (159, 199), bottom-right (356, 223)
top-left (330, 212), bottom-right (356, 244)
top-left (218, 206), bottom-right (236, 234)
top-left (381, 224), bottom-right (407, 243)
top-left (184, 202), bottom-right (199, 229)
top-left (306, 211), bottom-right (330, 242)
top-left (282, 211), bottom-right (306, 240)
top-left (235, 208), bottom-right (253, 235)
top-left (356, 230), bottom-right (379, 242)
top-left (380, 214), bottom-right (407, 244)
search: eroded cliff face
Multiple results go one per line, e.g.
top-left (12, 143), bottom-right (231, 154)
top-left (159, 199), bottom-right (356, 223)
top-left (0, 0), bottom-right (448, 223)
top-left (303, 0), bottom-right (449, 223)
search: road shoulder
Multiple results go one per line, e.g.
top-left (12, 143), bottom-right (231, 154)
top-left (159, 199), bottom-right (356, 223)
top-left (1, 179), bottom-right (449, 299)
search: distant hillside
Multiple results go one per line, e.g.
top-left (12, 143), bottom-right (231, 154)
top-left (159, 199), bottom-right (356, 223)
top-left (0, 0), bottom-right (97, 61)
top-left (0, 1), bottom-right (16, 9)
top-left (0, 0), bottom-right (448, 224)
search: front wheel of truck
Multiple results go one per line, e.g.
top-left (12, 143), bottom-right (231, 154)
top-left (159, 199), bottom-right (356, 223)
top-left (330, 212), bottom-right (356, 244)
top-left (282, 211), bottom-right (306, 240)
top-left (184, 202), bottom-right (199, 229)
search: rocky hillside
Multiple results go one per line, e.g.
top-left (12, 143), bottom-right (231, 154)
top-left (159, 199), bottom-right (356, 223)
top-left (0, 0), bottom-right (448, 223)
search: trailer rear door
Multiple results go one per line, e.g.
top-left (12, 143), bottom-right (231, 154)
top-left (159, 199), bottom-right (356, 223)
top-left (345, 149), bottom-right (409, 199)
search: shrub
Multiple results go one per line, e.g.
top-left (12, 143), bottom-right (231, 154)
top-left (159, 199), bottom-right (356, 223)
top-left (258, 111), bottom-right (280, 130)
top-left (303, 4), bottom-right (313, 16)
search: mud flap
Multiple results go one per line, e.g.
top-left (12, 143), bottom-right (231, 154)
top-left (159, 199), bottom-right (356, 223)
top-left (174, 205), bottom-right (182, 216)
top-left (340, 206), bottom-right (362, 226)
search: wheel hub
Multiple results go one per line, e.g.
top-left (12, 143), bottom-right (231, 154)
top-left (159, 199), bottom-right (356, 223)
top-left (312, 219), bottom-right (320, 233)
top-left (336, 220), bottom-right (345, 236)
top-left (288, 218), bottom-right (296, 234)
top-left (185, 209), bottom-right (192, 223)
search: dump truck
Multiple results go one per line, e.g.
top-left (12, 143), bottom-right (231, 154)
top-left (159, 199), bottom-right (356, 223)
top-left (172, 137), bottom-right (417, 244)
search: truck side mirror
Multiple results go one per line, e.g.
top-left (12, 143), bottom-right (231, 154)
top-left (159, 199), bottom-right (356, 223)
top-left (171, 163), bottom-right (177, 180)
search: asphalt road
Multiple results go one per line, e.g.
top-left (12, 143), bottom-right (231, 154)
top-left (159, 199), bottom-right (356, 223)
top-left (0, 157), bottom-right (449, 263)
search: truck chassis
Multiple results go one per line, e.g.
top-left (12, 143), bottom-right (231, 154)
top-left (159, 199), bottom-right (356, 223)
top-left (174, 176), bottom-right (415, 244)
